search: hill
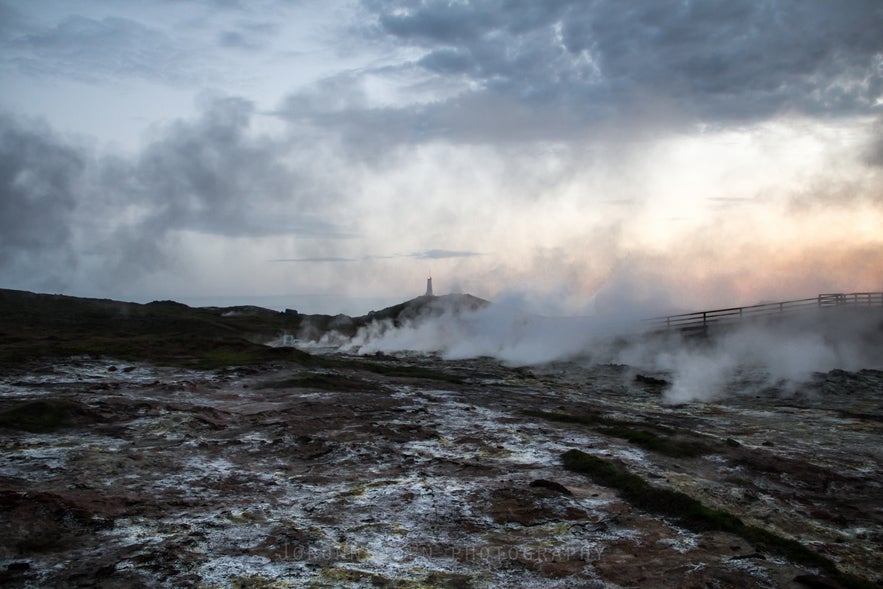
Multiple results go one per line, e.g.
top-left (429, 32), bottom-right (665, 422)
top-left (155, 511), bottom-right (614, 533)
top-left (296, 293), bottom-right (490, 340)
top-left (0, 289), bottom-right (489, 367)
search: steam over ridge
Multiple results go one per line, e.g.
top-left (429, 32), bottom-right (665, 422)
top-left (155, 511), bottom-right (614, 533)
top-left (340, 292), bottom-right (883, 403)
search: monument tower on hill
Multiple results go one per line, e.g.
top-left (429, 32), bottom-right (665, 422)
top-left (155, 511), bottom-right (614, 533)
top-left (425, 276), bottom-right (433, 297)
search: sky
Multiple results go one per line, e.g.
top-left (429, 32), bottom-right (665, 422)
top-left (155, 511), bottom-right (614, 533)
top-left (1, 0), bottom-right (882, 315)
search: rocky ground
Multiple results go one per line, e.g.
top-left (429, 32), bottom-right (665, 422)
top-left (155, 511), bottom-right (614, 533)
top-left (0, 354), bottom-right (880, 588)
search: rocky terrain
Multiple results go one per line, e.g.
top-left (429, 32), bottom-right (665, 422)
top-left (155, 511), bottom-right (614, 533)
top-left (0, 289), bottom-right (881, 588)
top-left (0, 352), bottom-right (881, 588)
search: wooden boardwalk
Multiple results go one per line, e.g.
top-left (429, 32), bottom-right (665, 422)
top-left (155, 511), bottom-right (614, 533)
top-left (647, 292), bottom-right (883, 332)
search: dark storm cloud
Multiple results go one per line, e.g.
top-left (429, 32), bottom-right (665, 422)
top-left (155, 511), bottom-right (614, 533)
top-left (565, 0), bottom-right (883, 120)
top-left (0, 114), bottom-right (82, 265)
top-left (278, 73), bottom-right (594, 150)
top-left (0, 3), bottom-right (26, 42)
top-left (127, 97), bottom-right (353, 243)
top-left (280, 0), bottom-right (882, 150)
top-left (361, 0), bottom-right (883, 133)
top-left (131, 96), bottom-right (349, 238)
top-left (0, 97), bottom-right (352, 287)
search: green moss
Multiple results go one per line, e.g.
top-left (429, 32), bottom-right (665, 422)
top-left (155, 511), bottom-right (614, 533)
top-left (0, 330), bottom-right (314, 370)
top-left (423, 572), bottom-right (475, 589)
top-left (562, 449), bottom-right (875, 588)
top-left (527, 410), bottom-right (705, 458)
top-left (0, 288), bottom-right (312, 369)
top-left (309, 568), bottom-right (475, 589)
top-left (336, 360), bottom-right (464, 384)
top-left (256, 373), bottom-right (375, 392)
top-left (312, 568), bottom-right (403, 588)
top-left (0, 399), bottom-right (90, 433)
top-left (231, 576), bottom-right (293, 589)
top-left (599, 425), bottom-right (704, 458)
top-left (225, 509), bottom-right (267, 524)
top-left (525, 409), bottom-right (672, 433)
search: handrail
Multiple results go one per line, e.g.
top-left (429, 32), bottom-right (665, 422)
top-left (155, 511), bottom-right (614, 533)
top-left (646, 292), bottom-right (883, 332)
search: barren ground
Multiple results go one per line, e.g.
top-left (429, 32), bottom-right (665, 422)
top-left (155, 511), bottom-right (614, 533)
top-left (0, 354), bottom-right (880, 588)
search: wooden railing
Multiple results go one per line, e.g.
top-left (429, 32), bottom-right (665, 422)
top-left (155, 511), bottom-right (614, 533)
top-left (646, 292), bottom-right (883, 332)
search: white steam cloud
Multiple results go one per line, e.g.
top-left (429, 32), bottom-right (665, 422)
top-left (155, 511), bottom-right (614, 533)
top-left (339, 298), bottom-right (883, 404)
top-left (632, 309), bottom-right (882, 403)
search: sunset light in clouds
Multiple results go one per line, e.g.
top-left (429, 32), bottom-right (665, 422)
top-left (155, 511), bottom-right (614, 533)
top-left (1, 1), bottom-right (881, 314)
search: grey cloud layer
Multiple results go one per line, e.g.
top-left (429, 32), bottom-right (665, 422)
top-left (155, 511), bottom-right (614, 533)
top-left (365, 0), bottom-right (883, 129)
top-left (0, 114), bottom-right (82, 264)
top-left (131, 97), bottom-right (345, 238)
top-left (0, 1), bottom-right (284, 84)
top-left (0, 97), bottom-right (351, 287)
top-left (2, 13), bottom-right (191, 83)
top-left (412, 249), bottom-right (482, 260)
top-left (272, 0), bottom-right (883, 150)
top-left (271, 250), bottom-right (483, 263)
top-left (217, 18), bottom-right (279, 51)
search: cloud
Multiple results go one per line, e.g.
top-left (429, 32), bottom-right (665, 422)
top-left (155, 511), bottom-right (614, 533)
top-left (217, 20), bottom-right (277, 51)
top-left (359, 0), bottom-right (883, 140)
top-left (272, 257), bottom-right (358, 263)
top-left (0, 3), bottom-right (26, 42)
top-left (1, 1), bottom-right (881, 308)
top-left (272, 0), bottom-right (883, 155)
top-left (866, 118), bottom-right (883, 168)
top-left (1, 14), bottom-right (196, 84)
top-left (85, 95), bottom-right (358, 285)
top-left (270, 249), bottom-right (482, 263)
top-left (218, 30), bottom-right (258, 50)
top-left (0, 114), bottom-right (83, 266)
top-left (619, 308), bottom-right (883, 403)
top-left (410, 249), bottom-right (483, 259)
top-left (0, 94), bottom-right (359, 293)
top-left (340, 281), bottom-right (883, 405)
top-left (130, 95), bottom-right (351, 238)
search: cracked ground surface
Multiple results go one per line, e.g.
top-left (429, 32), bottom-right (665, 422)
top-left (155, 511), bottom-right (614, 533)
top-left (0, 355), bottom-right (880, 588)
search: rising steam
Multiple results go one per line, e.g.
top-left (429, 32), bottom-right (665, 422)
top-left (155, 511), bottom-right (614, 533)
top-left (340, 295), bottom-right (883, 403)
